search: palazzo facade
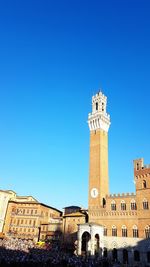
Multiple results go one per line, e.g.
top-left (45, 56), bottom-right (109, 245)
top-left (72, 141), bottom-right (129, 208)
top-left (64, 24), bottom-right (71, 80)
top-left (78, 91), bottom-right (150, 266)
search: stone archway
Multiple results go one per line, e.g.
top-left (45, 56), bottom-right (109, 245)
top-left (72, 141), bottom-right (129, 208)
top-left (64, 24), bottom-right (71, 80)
top-left (81, 231), bottom-right (91, 256)
top-left (77, 223), bottom-right (104, 256)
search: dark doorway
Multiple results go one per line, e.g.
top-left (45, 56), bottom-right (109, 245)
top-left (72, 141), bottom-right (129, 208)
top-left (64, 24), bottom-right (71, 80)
top-left (134, 250), bottom-right (140, 262)
top-left (123, 249), bottom-right (128, 264)
top-left (104, 247), bottom-right (107, 258)
top-left (112, 248), bottom-right (118, 261)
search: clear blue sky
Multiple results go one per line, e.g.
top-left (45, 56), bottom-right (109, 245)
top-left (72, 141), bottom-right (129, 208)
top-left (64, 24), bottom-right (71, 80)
top-left (0, 0), bottom-right (150, 210)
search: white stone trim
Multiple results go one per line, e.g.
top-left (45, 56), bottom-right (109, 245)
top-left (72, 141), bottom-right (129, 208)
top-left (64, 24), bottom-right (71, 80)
top-left (88, 91), bottom-right (111, 132)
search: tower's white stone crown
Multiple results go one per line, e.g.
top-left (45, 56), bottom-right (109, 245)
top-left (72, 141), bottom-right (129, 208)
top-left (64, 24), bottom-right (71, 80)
top-left (88, 91), bottom-right (111, 132)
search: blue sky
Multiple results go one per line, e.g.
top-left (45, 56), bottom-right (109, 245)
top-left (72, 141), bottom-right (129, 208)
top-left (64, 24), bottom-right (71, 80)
top-left (0, 0), bottom-right (150, 210)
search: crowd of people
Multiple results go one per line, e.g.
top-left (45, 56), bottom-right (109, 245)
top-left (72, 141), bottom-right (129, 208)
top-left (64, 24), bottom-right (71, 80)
top-left (0, 237), bottom-right (138, 267)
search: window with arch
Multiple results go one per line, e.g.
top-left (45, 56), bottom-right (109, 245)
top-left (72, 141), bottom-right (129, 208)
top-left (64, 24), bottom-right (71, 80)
top-left (121, 200), bottom-right (126, 211)
top-left (112, 225), bottom-right (117, 237)
top-left (111, 200), bottom-right (116, 211)
top-left (104, 226), bottom-right (107, 236)
top-left (131, 199), bottom-right (137, 210)
top-left (96, 102), bottom-right (98, 111)
top-left (133, 225), bottom-right (138, 238)
top-left (143, 199), bottom-right (149, 210)
top-left (143, 180), bottom-right (147, 189)
top-left (145, 225), bottom-right (150, 238)
top-left (103, 198), bottom-right (106, 208)
top-left (122, 225), bottom-right (127, 237)
top-left (134, 250), bottom-right (140, 262)
top-left (136, 163), bottom-right (139, 170)
top-left (102, 102), bottom-right (104, 111)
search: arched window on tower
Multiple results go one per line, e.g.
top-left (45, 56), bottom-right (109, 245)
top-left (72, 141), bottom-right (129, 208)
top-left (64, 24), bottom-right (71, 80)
top-left (133, 225), bottom-right (138, 238)
top-left (121, 200), bottom-right (126, 211)
top-left (143, 180), bottom-right (147, 189)
top-left (96, 102), bottom-right (98, 111)
top-left (143, 199), bottom-right (149, 210)
top-left (103, 198), bottom-right (106, 208)
top-left (112, 225), bottom-right (117, 237)
top-left (145, 225), bottom-right (150, 238)
top-left (122, 225), bottom-right (127, 237)
top-left (111, 200), bottom-right (116, 211)
top-left (102, 102), bottom-right (104, 111)
top-left (136, 163), bottom-right (139, 170)
top-left (131, 199), bottom-right (137, 210)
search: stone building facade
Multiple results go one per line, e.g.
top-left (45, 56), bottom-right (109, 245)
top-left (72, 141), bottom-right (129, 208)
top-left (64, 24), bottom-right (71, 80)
top-left (78, 91), bottom-right (150, 266)
top-left (3, 197), bottom-right (62, 242)
top-left (40, 217), bottom-right (63, 241)
top-left (63, 206), bottom-right (87, 247)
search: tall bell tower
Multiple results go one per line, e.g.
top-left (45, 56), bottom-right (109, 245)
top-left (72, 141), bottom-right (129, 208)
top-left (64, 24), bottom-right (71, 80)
top-left (88, 91), bottom-right (111, 211)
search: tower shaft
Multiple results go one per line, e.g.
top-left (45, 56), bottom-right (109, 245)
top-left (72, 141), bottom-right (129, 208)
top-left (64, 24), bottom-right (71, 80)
top-left (88, 91), bottom-right (110, 211)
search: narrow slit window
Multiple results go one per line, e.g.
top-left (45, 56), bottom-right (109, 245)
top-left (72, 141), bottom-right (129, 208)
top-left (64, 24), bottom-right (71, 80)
top-left (96, 102), bottom-right (98, 111)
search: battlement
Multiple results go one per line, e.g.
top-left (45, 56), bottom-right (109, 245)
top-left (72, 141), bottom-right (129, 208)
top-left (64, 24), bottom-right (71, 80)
top-left (92, 90), bottom-right (107, 102)
top-left (106, 192), bottom-right (135, 198)
top-left (144, 164), bottom-right (150, 169)
top-left (134, 158), bottom-right (150, 177)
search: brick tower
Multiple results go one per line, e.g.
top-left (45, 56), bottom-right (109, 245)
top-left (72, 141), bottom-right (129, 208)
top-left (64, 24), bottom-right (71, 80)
top-left (88, 91), bottom-right (111, 218)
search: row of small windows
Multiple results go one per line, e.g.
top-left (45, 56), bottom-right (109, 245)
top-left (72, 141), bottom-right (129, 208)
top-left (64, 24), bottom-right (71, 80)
top-left (12, 208), bottom-right (50, 217)
top-left (9, 227), bottom-right (35, 233)
top-left (111, 200), bottom-right (137, 211)
top-left (10, 219), bottom-right (36, 226)
top-left (12, 208), bottom-right (38, 215)
top-left (104, 225), bottom-right (150, 238)
top-left (111, 199), bottom-right (149, 210)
